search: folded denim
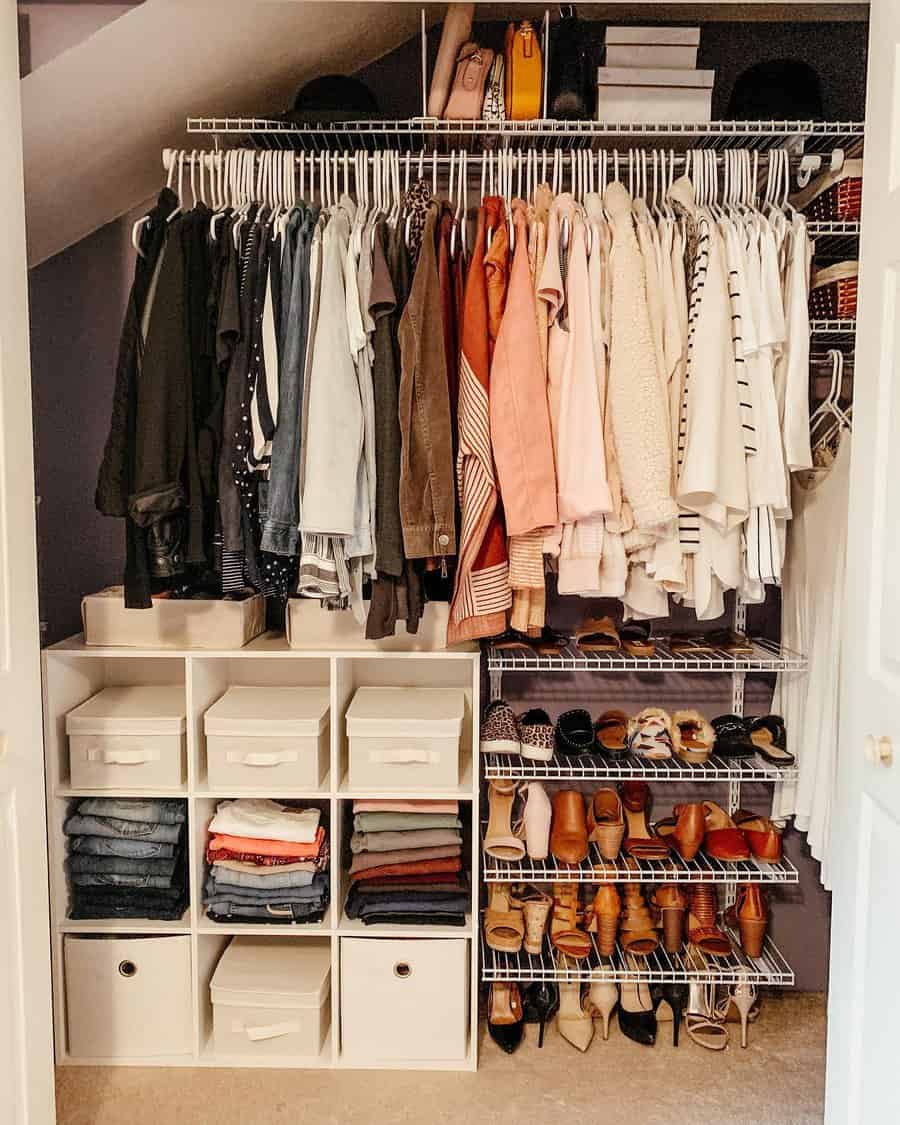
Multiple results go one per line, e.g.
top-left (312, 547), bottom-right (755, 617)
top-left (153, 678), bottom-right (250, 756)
top-left (208, 867), bottom-right (315, 891)
top-left (352, 799), bottom-right (460, 814)
top-left (206, 903), bottom-right (327, 924)
top-left (348, 844), bottom-right (461, 875)
top-left (353, 812), bottom-right (462, 832)
top-left (64, 814), bottom-right (183, 844)
top-left (68, 835), bottom-right (177, 860)
top-left (353, 878), bottom-right (469, 894)
top-left (346, 892), bottom-right (469, 919)
top-left (204, 876), bottom-right (327, 905)
top-left (76, 798), bottom-right (186, 826)
top-left (357, 912), bottom-right (466, 927)
top-left (72, 884), bottom-right (185, 904)
top-left (69, 898), bottom-right (187, 921)
top-left (205, 842), bottom-right (330, 870)
top-left (70, 872), bottom-right (175, 890)
top-left (350, 828), bottom-right (462, 854)
top-left (208, 800), bottom-right (320, 844)
top-left (67, 854), bottom-right (178, 877)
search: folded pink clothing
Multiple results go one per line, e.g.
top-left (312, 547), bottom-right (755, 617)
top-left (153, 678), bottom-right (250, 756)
top-left (348, 844), bottom-right (462, 875)
top-left (351, 799), bottom-right (460, 815)
top-left (208, 826), bottom-right (325, 859)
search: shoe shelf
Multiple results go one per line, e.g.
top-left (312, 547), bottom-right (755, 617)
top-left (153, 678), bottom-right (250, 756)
top-left (480, 840), bottom-right (799, 886)
top-left (482, 751), bottom-right (797, 784)
top-left (808, 220), bottom-right (860, 260)
top-left (484, 637), bottom-right (806, 675)
top-left (479, 931), bottom-right (794, 987)
top-left (809, 318), bottom-right (857, 345)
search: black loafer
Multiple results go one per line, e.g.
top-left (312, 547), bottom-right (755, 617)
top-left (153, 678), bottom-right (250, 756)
top-left (555, 708), bottom-right (596, 757)
top-left (711, 714), bottom-right (756, 759)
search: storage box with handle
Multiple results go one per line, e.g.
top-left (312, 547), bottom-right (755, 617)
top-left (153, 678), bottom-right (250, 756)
top-left (340, 937), bottom-right (469, 1062)
top-left (346, 687), bottom-right (465, 791)
top-left (211, 936), bottom-right (330, 1058)
top-left (66, 685), bottom-right (186, 790)
top-left (204, 686), bottom-right (330, 791)
top-left (64, 934), bottom-right (193, 1058)
top-left (596, 66), bottom-right (714, 124)
top-left (604, 26), bottom-right (700, 69)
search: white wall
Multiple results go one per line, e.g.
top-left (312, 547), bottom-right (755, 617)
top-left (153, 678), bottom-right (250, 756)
top-left (19, 3), bottom-right (136, 72)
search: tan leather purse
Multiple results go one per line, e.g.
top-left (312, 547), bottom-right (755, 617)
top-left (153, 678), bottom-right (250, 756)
top-left (444, 42), bottom-right (495, 120)
top-left (504, 20), bottom-right (543, 120)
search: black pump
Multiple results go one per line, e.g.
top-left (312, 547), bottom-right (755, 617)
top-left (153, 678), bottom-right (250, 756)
top-left (617, 979), bottom-right (657, 1047)
top-left (488, 983), bottom-right (525, 1054)
top-left (652, 982), bottom-right (690, 1047)
top-left (522, 981), bottom-right (560, 1047)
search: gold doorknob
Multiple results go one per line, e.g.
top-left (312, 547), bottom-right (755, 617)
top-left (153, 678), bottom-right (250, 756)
top-left (864, 735), bottom-right (893, 766)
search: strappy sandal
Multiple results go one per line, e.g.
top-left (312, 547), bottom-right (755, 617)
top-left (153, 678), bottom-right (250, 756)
top-left (620, 780), bottom-right (671, 861)
top-left (574, 615), bottom-right (620, 652)
top-left (593, 710), bottom-right (629, 758)
top-left (483, 779), bottom-right (526, 861)
top-left (627, 707), bottom-right (675, 760)
top-left (620, 621), bottom-right (655, 657)
top-left (550, 883), bottom-right (592, 960)
top-left (483, 884), bottom-right (525, 953)
top-left (685, 980), bottom-right (729, 1051)
top-left (619, 884), bottom-right (659, 956)
top-left (516, 885), bottom-right (553, 955)
top-left (687, 884), bottom-right (733, 958)
top-left (587, 788), bottom-right (625, 861)
top-left (672, 709), bottom-right (715, 764)
top-left (586, 885), bottom-right (620, 957)
top-left (748, 715), bottom-right (796, 767)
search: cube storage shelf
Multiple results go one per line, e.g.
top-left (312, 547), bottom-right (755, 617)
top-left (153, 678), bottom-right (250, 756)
top-left (43, 634), bottom-right (480, 1071)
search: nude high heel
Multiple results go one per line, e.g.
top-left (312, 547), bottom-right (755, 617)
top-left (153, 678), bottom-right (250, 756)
top-left (729, 972), bottom-right (758, 1048)
top-left (520, 781), bottom-right (552, 860)
top-left (556, 957), bottom-right (595, 1053)
top-left (588, 981), bottom-right (618, 1040)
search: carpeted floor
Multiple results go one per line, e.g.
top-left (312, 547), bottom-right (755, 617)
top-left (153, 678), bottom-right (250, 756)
top-left (56, 991), bottom-right (826, 1125)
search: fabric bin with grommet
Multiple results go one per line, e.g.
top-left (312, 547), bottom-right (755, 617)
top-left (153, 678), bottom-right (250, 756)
top-left (346, 687), bottom-right (465, 790)
top-left (66, 685), bottom-right (186, 790)
top-left (204, 686), bottom-right (330, 791)
top-left (339, 937), bottom-right (469, 1062)
top-left (210, 936), bottom-right (331, 1058)
top-left (63, 934), bottom-right (193, 1058)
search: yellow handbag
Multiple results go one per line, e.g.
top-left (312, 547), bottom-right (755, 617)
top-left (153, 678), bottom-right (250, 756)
top-left (504, 20), bottom-right (543, 120)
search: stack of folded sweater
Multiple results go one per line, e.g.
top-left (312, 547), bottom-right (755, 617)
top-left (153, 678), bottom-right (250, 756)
top-left (64, 797), bottom-right (188, 921)
top-left (204, 799), bottom-right (329, 925)
top-left (345, 799), bottom-right (469, 927)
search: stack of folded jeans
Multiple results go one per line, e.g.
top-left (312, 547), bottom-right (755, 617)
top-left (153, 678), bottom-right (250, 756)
top-left (345, 800), bottom-right (469, 927)
top-left (204, 799), bottom-right (330, 924)
top-left (64, 797), bottom-right (188, 921)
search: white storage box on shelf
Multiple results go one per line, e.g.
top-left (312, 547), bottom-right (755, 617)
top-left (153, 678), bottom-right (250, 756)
top-left (66, 685), bottom-right (186, 790)
top-left (204, 686), bottom-right (330, 791)
top-left (82, 587), bottom-right (265, 650)
top-left (210, 937), bottom-right (330, 1058)
top-left (64, 934), bottom-right (193, 1058)
top-left (604, 26), bottom-right (700, 69)
top-left (596, 66), bottom-right (715, 123)
top-left (340, 937), bottom-right (468, 1062)
top-left (286, 597), bottom-right (472, 652)
top-left (346, 687), bottom-right (465, 790)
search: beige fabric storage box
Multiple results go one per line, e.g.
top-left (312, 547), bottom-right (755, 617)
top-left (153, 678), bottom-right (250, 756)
top-left (605, 26), bottom-right (700, 69)
top-left (82, 586), bottom-right (265, 650)
top-left (597, 66), bottom-right (714, 123)
top-left (287, 598), bottom-right (474, 652)
top-left (204, 686), bottom-right (330, 791)
top-left (346, 687), bottom-right (464, 791)
top-left (66, 685), bottom-right (186, 790)
top-left (341, 937), bottom-right (468, 1062)
top-left (64, 935), bottom-right (193, 1058)
top-left (211, 936), bottom-right (330, 1058)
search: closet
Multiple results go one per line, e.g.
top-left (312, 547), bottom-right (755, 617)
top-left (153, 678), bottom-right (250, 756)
top-left (6, 1), bottom-right (900, 1120)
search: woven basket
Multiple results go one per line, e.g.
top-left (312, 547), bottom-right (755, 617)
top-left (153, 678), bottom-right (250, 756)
top-left (806, 176), bottom-right (863, 222)
top-left (809, 274), bottom-right (858, 320)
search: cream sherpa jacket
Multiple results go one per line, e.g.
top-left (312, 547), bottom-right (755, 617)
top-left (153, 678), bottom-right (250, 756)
top-left (604, 182), bottom-right (678, 532)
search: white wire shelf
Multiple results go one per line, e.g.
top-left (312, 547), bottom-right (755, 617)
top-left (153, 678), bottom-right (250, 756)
top-left (810, 318), bottom-right (857, 344)
top-left (485, 637), bottom-right (806, 674)
top-left (482, 750), bottom-right (796, 783)
top-left (808, 220), bottom-right (861, 260)
top-left (481, 836), bottom-right (799, 885)
top-left (480, 929), bottom-right (794, 986)
top-left (186, 117), bottom-right (864, 155)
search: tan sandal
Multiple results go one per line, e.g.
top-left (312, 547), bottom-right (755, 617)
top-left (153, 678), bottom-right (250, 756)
top-left (483, 779), bottom-right (526, 861)
top-left (619, 884), bottom-right (659, 956)
top-left (687, 884), bottom-right (733, 958)
top-left (672, 710), bottom-right (715, 764)
top-left (587, 788), bottom-right (625, 861)
top-left (586, 884), bottom-right (620, 957)
top-left (574, 615), bottom-right (620, 652)
top-left (550, 883), bottom-right (592, 960)
top-left (483, 883), bottom-right (525, 953)
top-left (516, 886), bottom-right (553, 955)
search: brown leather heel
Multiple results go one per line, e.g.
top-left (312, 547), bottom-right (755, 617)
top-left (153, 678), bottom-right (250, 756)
top-left (588, 885), bottom-right (621, 957)
top-left (654, 802), bottom-right (705, 862)
top-left (653, 884), bottom-right (688, 952)
top-left (550, 790), bottom-right (589, 864)
top-left (619, 781), bottom-right (670, 861)
top-left (727, 885), bottom-right (769, 958)
top-left (619, 884), bottom-right (659, 956)
top-left (551, 883), bottom-right (592, 959)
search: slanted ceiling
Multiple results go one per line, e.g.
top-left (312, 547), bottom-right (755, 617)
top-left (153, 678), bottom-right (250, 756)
top-left (21, 0), bottom-right (425, 266)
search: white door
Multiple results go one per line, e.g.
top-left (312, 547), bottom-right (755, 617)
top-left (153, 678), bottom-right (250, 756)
top-left (826, 2), bottom-right (900, 1122)
top-left (0, 3), bottom-right (56, 1123)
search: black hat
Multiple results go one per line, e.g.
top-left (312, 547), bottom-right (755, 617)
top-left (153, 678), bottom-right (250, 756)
top-left (726, 60), bottom-right (824, 121)
top-left (280, 75), bottom-right (380, 125)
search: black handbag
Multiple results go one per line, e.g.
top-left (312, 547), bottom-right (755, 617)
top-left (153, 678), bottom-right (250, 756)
top-left (548, 5), bottom-right (592, 120)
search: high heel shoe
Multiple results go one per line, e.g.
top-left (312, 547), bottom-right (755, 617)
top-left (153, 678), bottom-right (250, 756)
top-left (550, 790), bottom-right (589, 863)
top-left (517, 885), bottom-right (552, 955)
top-left (687, 884), bottom-right (733, 958)
top-left (653, 803), bottom-right (706, 862)
top-left (520, 781), bottom-right (552, 860)
top-left (586, 884), bottom-right (620, 957)
top-left (725, 884), bottom-right (769, 958)
top-left (488, 982), bottom-right (524, 1054)
top-left (483, 884), bottom-right (525, 953)
top-left (651, 983), bottom-right (689, 1046)
top-left (618, 973), bottom-right (656, 1046)
top-left (556, 963), bottom-right (595, 1052)
top-left (619, 884), bottom-right (659, 956)
top-left (483, 780), bottom-right (526, 861)
top-left (587, 788), bottom-right (625, 860)
top-left (522, 981), bottom-right (559, 1048)
top-left (651, 884), bottom-right (688, 952)
top-left (619, 781), bottom-right (670, 861)
top-left (727, 972), bottom-right (757, 1048)
top-left (550, 882), bottom-right (592, 959)
top-left (588, 981), bottom-right (618, 1041)
top-left (685, 980), bottom-right (728, 1050)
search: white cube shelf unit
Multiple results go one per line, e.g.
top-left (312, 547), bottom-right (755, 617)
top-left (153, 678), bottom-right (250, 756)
top-left (43, 633), bottom-right (480, 1072)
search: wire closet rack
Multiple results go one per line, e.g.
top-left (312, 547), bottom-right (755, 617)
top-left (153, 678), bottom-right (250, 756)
top-left (186, 117), bottom-right (865, 156)
top-left (480, 932), bottom-right (795, 986)
top-left (482, 751), bottom-right (797, 784)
